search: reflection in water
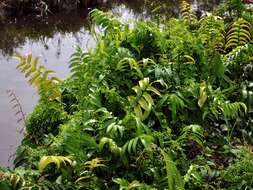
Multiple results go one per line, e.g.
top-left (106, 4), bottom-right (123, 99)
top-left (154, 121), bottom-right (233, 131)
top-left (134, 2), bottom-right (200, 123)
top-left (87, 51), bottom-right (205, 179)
top-left (0, 11), bottom-right (95, 167)
top-left (0, 0), bottom-right (220, 167)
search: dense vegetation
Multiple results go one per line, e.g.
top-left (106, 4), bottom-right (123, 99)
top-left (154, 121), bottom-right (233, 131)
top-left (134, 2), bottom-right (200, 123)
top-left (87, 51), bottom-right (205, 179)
top-left (1, 0), bottom-right (253, 189)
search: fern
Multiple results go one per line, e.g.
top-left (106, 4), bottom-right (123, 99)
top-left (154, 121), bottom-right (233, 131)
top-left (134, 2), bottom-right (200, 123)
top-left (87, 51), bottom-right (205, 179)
top-left (89, 9), bottom-right (122, 34)
top-left (106, 122), bottom-right (125, 138)
top-left (58, 124), bottom-right (98, 160)
top-left (116, 57), bottom-right (144, 78)
top-left (220, 101), bottom-right (247, 119)
top-left (184, 164), bottom-right (207, 187)
top-left (38, 156), bottom-right (73, 173)
top-left (20, 181), bottom-right (76, 190)
top-left (160, 149), bottom-right (185, 190)
top-left (113, 178), bottom-right (152, 190)
top-left (169, 93), bottom-right (184, 121)
top-left (99, 134), bottom-right (154, 157)
top-left (128, 78), bottom-right (161, 121)
top-left (198, 13), bottom-right (225, 51)
top-left (209, 99), bottom-right (247, 120)
top-left (116, 57), bottom-right (155, 78)
top-left (0, 172), bottom-right (26, 190)
top-left (203, 86), bottom-right (247, 120)
top-left (223, 44), bottom-right (249, 65)
top-left (82, 158), bottom-right (106, 171)
top-left (157, 93), bottom-right (184, 122)
top-left (180, 1), bottom-right (197, 23)
top-left (122, 134), bottom-right (154, 155)
top-left (99, 137), bottom-right (122, 156)
top-left (178, 124), bottom-right (204, 146)
top-left (69, 45), bottom-right (86, 78)
top-left (225, 18), bottom-right (252, 51)
top-left (15, 54), bottom-right (61, 100)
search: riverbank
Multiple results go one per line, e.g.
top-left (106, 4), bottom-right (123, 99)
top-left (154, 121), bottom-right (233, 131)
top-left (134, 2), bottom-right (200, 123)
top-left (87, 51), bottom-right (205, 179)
top-left (0, 0), bottom-right (252, 188)
top-left (0, 0), bottom-right (223, 168)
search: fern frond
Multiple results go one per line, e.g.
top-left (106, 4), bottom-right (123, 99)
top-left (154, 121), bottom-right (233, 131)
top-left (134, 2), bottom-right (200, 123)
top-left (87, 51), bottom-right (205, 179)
top-left (69, 45), bottom-right (86, 77)
top-left (198, 14), bottom-right (225, 51)
top-left (128, 78), bottom-right (161, 121)
top-left (219, 101), bottom-right (247, 119)
top-left (0, 172), bottom-right (26, 189)
top-left (179, 124), bottom-right (204, 146)
top-left (162, 93), bottom-right (184, 121)
top-left (82, 158), bottom-right (106, 171)
top-left (160, 149), bottom-right (185, 190)
top-left (38, 156), bottom-right (72, 173)
top-left (223, 44), bottom-right (249, 65)
top-left (180, 1), bottom-right (197, 24)
top-left (89, 9), bottom-right (121, 32)
top-left (123, 134), bottom-right (154, 154)
top-left (106, 122), bottom-right (125, 138)
top-left (15, 54), bottom-right (61, 100)
top-left (59, 124), bottom-right (98, 159)
top-left (225, 18), bottom-right (252, 51)
top-left (116, 57), bottom-right (144, 78)
top-left (113, 178), bottom-right (151, 189)
top-left (99, 137), bottom-right (122, 156)
top-left (184, 164), bottom-right (207, 186)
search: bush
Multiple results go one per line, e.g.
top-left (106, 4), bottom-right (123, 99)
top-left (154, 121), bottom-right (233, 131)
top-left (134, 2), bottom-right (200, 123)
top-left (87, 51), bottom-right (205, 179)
top-left (25, 101), bottom-right (68, 145)
top-left (2, 1), bottom-right (253, 189)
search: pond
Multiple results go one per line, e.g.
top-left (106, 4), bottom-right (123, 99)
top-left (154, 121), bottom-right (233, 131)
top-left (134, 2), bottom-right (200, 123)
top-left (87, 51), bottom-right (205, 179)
top-left (0, 0), bottom-right (220, 167)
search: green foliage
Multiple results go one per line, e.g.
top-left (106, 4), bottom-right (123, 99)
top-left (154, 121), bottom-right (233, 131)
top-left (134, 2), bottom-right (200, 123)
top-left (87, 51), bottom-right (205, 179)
top-left (3, 3), bottom-right (253, 190)
top-left (180, 1), bottom-right (197, 24)
top-left (215, 0), bottom-right (246, 18)
top-left (0, 167), bottom-right (40, 190)
top-left (128, 77), bottom-right (161, 121)
top-left (198, 14), bottom-right (225, 51)
top-left (0, 171), bottom-right (26, 190)
top-left (179, 125), bottom-right (204, 146)
top-left (15, 54), bottom-right (62, 101)
top-left (113, 178), bottom-right (154, 190)
top-left (160, 149), bottom-right (184, 190)
top-left (225, 18), bottom-right (252, 51)
top-left (25, 101), bottom-right (68, 145)
top-left (223, 148), bottom-right (253, 189)
top-left (90, 9), bottom-right (122, 34)
top-left (38, 156), bottom-right (72, 173)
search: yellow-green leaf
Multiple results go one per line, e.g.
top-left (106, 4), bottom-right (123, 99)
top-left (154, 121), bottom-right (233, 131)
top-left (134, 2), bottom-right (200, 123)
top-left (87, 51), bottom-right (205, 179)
top-left (198, 81), bottom-right (207, 108)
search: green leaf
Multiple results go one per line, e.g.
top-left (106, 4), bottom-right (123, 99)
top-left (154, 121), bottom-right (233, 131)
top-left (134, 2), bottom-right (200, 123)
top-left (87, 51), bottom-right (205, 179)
top-left (134, 104), bottom-right (143, 119)
top-left (160, 149), bottom-right (185, 190)
top-left (198, 81), bottom-right (207, 108)
top-left (38, 156), bottom-right (72, 173)
top-left (147, 86), bottom-right (161, 96)
top-left (138, 97), bottom-right (150, 111)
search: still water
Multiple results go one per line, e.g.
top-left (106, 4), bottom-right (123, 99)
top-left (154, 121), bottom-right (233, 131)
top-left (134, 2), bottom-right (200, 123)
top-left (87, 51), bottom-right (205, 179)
top-left (0, 0), bottom-right (219, 166)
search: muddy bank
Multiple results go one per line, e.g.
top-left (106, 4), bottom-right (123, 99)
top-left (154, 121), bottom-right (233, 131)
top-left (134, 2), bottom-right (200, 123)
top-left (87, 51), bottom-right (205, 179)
top-left (0, 0), bottom-right (108, 20)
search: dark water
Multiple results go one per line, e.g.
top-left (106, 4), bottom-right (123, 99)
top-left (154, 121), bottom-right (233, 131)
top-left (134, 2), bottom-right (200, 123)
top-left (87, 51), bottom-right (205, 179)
top-left (0, 0), bottom-right (219, 167)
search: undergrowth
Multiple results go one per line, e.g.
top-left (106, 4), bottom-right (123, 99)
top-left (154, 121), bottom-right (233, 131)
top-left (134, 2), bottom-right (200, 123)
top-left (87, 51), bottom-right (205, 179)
top-left (1, 0), bottom-right (253, 189)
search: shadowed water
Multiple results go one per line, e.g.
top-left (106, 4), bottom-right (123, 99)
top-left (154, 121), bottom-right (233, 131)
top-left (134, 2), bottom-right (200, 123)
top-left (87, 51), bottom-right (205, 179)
top-left (0, 0), bottom-right (219, 167)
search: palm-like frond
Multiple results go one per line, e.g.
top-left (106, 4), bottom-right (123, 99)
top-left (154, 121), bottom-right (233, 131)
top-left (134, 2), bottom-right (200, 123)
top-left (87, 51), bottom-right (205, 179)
top-left (38, 156), bottom-right (72, 173)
